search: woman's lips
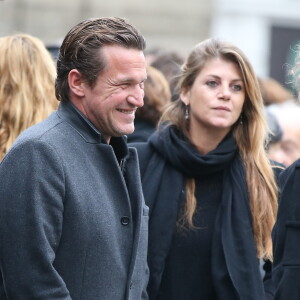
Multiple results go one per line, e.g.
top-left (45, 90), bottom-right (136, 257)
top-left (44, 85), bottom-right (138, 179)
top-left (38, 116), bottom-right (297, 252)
top-left (214, 106), bottom-right (230, 111)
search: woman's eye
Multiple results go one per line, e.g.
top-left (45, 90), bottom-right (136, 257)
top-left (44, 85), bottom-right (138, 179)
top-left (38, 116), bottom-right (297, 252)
top-left (207, 80), bottom-right (218, 87)
top-left (232, 84), bottom-right (242, 91)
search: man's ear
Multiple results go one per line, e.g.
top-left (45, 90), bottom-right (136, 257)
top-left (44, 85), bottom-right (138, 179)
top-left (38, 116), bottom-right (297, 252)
top-left (180, 88), bottom-right (190, 106)
top-left (68, 69), bottom-right (85, 97)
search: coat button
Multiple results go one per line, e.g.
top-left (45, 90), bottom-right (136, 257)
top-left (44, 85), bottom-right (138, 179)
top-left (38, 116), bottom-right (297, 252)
top-left (121, 216), bottom-right (130, 226)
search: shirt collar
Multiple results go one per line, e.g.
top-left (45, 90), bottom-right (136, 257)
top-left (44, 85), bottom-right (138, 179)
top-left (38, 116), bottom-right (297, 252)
top-left (57, 101), bottom-right (129, 160)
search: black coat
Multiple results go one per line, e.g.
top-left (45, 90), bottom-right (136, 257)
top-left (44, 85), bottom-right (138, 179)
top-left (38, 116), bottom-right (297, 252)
top-left (132, 134), bottom-right (279, 300)
top-left (127, 120), bottom-right (156, 143)
top-left (272, 159), bottom-right (300, 299)
top-left (0, 101), bottom-right (149, 300)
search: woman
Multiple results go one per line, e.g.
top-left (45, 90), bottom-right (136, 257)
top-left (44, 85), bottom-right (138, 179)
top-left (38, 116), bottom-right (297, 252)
top-left (0, 33), bottom-right (57, 160)
top-left (132, 38), bottom-right (279, 300)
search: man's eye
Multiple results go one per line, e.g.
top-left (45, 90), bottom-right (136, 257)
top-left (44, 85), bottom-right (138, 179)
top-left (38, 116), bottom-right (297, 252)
top-left (139, 82), bottom-right (145, 89)
top-left (207, 81), bottom-right (217, 87)
top-left (119, 83), bottom-right (130, 89)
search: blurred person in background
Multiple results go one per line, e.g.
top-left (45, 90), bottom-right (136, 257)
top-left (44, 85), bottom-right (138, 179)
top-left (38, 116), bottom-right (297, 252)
top-left (0, 33), bottom-right (58, 160)
top-left (127, 65), bottom-right (171, 143)
top-left (151, 50), bottom-right (184, 101)
top-left (268, 100), bottom-right (300, 166)
top-left (258, 77), bottom-right (293, 107)
top-left (145, 47), bottom-right (164, 65)
top-left (265, 109), bottom-right (286, 164)
top-left (133, 38), bottom-right (279, 300)
top-left (272, 44), bottom-right (300, 299)
top-left (259, 75), bottom-right (299, 167)
top-left (259, 76), bottom-right (293, 166)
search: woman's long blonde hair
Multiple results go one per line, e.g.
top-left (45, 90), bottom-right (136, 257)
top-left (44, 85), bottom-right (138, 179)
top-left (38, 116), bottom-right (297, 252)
top-left (160, 38), bottom-right (278, 261)
top-left (0, 34), bottom-right (58, 160)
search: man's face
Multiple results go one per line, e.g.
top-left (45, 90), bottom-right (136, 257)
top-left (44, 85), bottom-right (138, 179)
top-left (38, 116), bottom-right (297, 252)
top-left (74, 45), bottom-right (147, 143)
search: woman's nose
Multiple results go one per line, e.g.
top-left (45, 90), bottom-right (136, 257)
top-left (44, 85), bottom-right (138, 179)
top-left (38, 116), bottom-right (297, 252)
top-left (219, 85), bottom-right (231, 100)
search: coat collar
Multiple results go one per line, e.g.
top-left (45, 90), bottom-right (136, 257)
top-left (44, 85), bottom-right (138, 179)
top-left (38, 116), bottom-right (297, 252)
top-left (57, 100), bottom-right (129, 161)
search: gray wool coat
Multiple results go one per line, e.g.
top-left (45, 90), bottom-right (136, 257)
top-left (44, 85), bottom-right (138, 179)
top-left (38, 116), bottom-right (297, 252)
top-left (0, 101), bottom-right (149, 300)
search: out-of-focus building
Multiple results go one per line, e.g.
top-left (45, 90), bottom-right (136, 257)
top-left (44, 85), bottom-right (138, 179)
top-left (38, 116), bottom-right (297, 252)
top-left (0, 0), bottom-right (213, 58)
top-left (211, 0), bottom-right (300, 92)
top-left (2, 0), bottom-right (300, 91)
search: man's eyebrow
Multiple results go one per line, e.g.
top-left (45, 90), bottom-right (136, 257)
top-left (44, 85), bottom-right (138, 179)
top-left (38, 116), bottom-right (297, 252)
top-left (117, 77), bottom-right (147, 84)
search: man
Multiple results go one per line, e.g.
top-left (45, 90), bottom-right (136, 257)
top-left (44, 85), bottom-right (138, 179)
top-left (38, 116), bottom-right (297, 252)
top-left (268, 101), bottom-right (300, 166)
top-left (0, 17), bottom-right (149, 299)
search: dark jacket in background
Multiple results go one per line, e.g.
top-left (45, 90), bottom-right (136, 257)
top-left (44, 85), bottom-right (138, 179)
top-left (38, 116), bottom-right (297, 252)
top-left (0, 101), bottom-right (149, 300)
top-left (127, 119), bottom-right (156, 143)
top-left (272, 159), bottom-right (300, 300)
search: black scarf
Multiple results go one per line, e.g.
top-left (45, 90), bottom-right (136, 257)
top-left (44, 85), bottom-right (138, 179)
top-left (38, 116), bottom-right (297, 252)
top-left (142, 125), bottom-right (265, 300)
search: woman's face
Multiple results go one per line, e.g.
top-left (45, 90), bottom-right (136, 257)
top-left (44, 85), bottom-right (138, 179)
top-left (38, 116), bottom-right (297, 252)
top-left (181, 57), bottom-right (246, 139)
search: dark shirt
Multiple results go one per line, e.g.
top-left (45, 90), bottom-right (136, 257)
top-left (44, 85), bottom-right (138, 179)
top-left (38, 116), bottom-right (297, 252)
top-left (127, 120), bottom-right (156, 143)
top-left (156, 172), bottom-right (223, 300)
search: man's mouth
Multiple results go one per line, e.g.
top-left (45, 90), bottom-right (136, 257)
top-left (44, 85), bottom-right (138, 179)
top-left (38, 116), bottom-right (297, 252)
top-left (116, 108), bottom-right (136, 115)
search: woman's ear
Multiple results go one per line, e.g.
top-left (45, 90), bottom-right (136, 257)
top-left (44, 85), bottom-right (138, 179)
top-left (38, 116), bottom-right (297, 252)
top-left (68, 69), bottom-right (85, 97)
top-left (180, 88), bottom-right (190, 106)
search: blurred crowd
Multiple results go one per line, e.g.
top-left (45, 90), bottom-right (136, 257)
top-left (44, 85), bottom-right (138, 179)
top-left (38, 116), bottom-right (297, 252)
top-left (1, 32), bottom-right (300, 167)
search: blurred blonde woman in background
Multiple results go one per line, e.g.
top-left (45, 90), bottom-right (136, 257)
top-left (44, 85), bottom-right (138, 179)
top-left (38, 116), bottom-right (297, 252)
top-left (128, 65), bottom-right (171, 142)
top-left (0, 33), bottom-right (57, 160)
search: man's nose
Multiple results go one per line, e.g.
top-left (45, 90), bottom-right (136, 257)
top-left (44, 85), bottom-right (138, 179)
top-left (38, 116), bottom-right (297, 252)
top-left (127, 85), bottom-right (144, 107)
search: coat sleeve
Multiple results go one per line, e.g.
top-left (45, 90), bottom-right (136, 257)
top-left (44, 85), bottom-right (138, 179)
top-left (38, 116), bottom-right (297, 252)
top-left (272, 161), bottom-right (300, 300)
top-left (258, 160), bottom-right (285, 300)
top-left (0, 139), bottom-right (72, 299)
